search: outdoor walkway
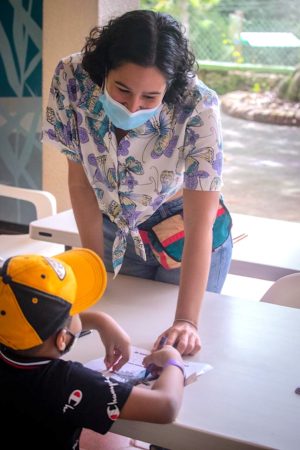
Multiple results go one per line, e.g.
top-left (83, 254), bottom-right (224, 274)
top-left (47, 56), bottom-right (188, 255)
top-left (221, 112), bottom-right (300, 222)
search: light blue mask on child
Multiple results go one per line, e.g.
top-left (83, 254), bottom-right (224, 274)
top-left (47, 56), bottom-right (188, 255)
top-left (100, 87), bottom-right (162, 130)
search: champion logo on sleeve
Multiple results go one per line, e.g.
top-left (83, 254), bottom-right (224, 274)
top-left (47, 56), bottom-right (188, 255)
top-left (63, 389), bottom-right (83, 413)
top-left (104, 377), bottom-right (120, 421)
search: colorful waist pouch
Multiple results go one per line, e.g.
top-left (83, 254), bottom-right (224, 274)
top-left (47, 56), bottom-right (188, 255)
top-left (139, 198), bottom-right (232, 270)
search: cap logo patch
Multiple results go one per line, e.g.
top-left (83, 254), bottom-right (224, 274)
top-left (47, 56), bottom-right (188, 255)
top-left (45, 257), bottom-right (66, 280)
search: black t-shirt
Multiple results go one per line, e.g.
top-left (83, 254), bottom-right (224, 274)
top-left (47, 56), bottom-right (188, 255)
top-left (0, 348), bottom-right (132, 450)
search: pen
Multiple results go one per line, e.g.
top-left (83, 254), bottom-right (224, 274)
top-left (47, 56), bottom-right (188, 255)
top-left (232, 233), bottom-right (248, 244)
top-left (79, 329), bottom-right (92, 338)
top-left (144, 335), bottom-right (168, 380)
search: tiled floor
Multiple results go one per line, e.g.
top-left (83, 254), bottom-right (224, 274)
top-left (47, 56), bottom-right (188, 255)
top-left (221, 112), bottom-right (300, 223)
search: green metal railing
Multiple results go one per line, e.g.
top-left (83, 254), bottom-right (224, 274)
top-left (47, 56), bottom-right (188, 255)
top-left (141, 0), bottom-right (300, 68)
top-left (197, 60), bottom-right (295, 75)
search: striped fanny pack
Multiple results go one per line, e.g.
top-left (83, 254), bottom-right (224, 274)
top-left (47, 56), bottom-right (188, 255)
top-left (139, 198), bottom-right (232, 270)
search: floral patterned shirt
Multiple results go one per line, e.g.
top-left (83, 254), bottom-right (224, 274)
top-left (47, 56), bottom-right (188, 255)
top-left (43, 53), bottom-right (224, 275)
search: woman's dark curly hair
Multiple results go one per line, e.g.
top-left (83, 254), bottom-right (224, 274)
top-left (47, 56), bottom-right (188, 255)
top-left (82, 10), bottom-right (197, 106)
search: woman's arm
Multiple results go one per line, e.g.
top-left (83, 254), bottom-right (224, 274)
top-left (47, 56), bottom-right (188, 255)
top-left (68, 159), bottom-right (104, 258)
top-left (175, 190), bottom-right (219, 349)
top-left (153, 190), bottom-right (220, 356)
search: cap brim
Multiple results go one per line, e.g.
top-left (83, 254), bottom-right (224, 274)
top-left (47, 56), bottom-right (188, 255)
top-left (55, 248), bottom-right (107, 315)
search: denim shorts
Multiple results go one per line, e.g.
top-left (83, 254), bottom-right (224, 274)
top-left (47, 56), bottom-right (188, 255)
top-left (103, 197), bottom-right (232, 293)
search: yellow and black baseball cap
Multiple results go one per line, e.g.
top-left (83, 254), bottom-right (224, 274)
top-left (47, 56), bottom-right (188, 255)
top-left (0, 248), bottom-right (107, 350)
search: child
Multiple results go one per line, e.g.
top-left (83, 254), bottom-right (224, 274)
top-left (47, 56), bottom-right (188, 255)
top-left (0, 248), bottom-right (185, 450)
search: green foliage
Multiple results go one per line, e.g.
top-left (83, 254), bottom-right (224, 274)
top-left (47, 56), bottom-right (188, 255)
top-left (252, 83), bottom-right (261, 93)
top-left (189, 11), bottom-right (236, 62)
top-left (140, 0), bottom-right (300, 66)
top-left (276, 66), bottom-right (300, 102)
top-left (198, 69), bottom-right (284, 95)
top-left (141, 0), bottom-right (219, 14)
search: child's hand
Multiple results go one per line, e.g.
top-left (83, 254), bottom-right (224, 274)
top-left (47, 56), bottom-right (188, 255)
top-left (81, 311), bottom-right (131, 371)
top-left (143, 345), bottom-right (183, 375)
top-left (99, 314), bottom-right (131, 371)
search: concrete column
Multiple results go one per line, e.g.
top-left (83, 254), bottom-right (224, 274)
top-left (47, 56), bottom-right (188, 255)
top-left (42, 0), bottom-right (139, 211)
top-left (42, 0), bottom-right (98, 211)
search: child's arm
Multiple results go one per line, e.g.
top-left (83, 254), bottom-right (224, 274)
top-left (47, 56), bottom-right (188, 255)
top-left (119, 346), bottom-right (185, 423)
top-left (80, 311), bottom-right (131, 370)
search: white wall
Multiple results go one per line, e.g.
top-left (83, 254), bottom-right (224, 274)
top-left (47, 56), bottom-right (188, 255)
top-left (42, 0), bottom-right (139, 211)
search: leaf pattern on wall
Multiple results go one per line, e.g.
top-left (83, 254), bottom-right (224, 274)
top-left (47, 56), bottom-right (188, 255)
top-left (0, 0), bottom-right (42, 222)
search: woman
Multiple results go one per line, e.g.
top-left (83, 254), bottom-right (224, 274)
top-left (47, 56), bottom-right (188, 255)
top-left (43, 9), bottom-right (232, 356)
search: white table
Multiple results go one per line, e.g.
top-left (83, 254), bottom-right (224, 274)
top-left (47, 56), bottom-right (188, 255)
top-left (65, 273), bottom-right (300, 450)
top-left (29, 209), bottom-right (300, 281)
top-left (229, 213), bottom-right (300, 280)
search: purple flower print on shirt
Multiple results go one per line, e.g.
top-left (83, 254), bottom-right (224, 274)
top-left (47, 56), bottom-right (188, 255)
top-left (185, 127), bottom-right (200, 147)
top-left (199, 170), bottom-right (210, 180)
top-left (176, 87), bottom-right (202, 124)
top-left (122, 207), bottom-right (141, 228)
top-left (202, 93), bottom-right (219, 108)
top-left (184, 170), bottom-right (209, 190)
top-left (78, 127), bottom-right (89, 144)
top-left (67, 79), bottom-right (78, 102)
top-left (122, 174), bottom-right (137, 190)
top-left (119, 193), bottom-right (138, 223)
top-left (88, 154), bottom-right (105, 184)
top-left (117, 139), bottom-right (130, 156)
top-left (76, 112), bottom-right (89, 144)
top-left (164, 135), bottom-right (179, 158)
top-left (184, 152), bottom-right (210, 189)
top-left (184, 172), bottom-right (198, 190)
top-left (96, 143), bottom-right (107, 153)
top-left (85, 116), bottom-right (109, 154)
top-left (54, 89), bottom-right (65, 110)
top-left (150, 115), bottom-right (172, 160)
top-left (87, 153), bottom-right (97, 166)
top-left (119, 156), bottom-right (143, 190)
top-left (150, 194), bottom-right (165, 210)
top-left (212, 152), bottom-right (223, 176)
top-left (177, 106), bottom-right (193, 124)
top-left (45, 129), bottom-right (57, 141)
top-left (76, 111), bottom-right (83, 126)
top-left (54, 61), bottom-right (64, 75)
top-left (88, 153), bottom-right (117, 191)
top-left (60, 121), bottom-right (74, 147)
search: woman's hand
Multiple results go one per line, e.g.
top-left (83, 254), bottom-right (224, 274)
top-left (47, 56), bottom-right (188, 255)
top-left (152, 322), bottom-right (201, 356)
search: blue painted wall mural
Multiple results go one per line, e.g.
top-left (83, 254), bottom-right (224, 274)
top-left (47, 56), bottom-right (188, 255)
top-left (0, 0), bottom-right (42, 223)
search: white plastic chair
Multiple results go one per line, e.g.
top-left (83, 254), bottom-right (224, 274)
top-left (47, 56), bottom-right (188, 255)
top-left (0, 184), bottom-right (64, 265)
top-left (260, 272), bottom-right (300, 309)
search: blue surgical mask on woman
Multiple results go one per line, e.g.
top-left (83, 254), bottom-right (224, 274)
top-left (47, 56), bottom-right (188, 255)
top-left (100, 87), bottom-right (162, 130)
